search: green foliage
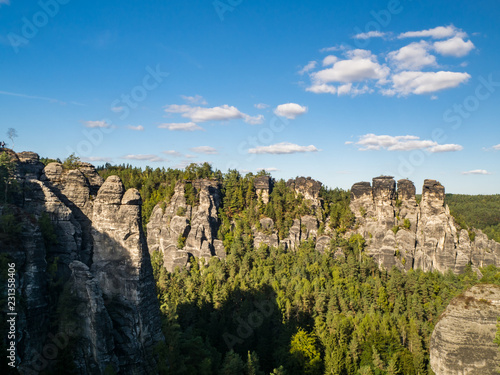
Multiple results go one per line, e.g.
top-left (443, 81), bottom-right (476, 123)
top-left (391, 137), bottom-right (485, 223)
top-left (0, 207), bottom-right (22, 245)
top-left (320, 187), bottom-right (355, 233)
top-left (289, 329), bottom-right (322, 374)
top-left (176, 206), bottom-right (187, 216)
top-left (39, 212), bottom-right (58, 249)
top-left (494, 317), bottom-right (500, 348)
top-left (62, 153), bottom-right (81, 169)
top-left (392, 225), bottom-right (399, 235)
top-left (184, 182), bottom-right (197, 207)
top-left (40, 157), bottom-right (61, 166)
top-left (0, 152), bottom-right (17, 203)
top-left (152, 229), bottom-right (491, 374)
top-left (177, 235), bottom-right (186, 249)
top-left (446, 194), bottom-right (500, 242)
top-left (403, 219), bottom-right (411, 230)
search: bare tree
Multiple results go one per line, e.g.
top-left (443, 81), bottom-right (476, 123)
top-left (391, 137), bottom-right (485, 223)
top-left (7, 128), bottom-right (18, 149)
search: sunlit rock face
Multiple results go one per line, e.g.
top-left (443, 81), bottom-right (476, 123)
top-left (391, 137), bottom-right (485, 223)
top-left (147, 179), bottom-right (225, 272)
top-left (350, 177), bottom-right (500, 273)
top-left (430, 284), bottom-right (500, 375)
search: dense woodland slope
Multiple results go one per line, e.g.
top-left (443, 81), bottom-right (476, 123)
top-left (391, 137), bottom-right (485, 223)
top-left (445, 194), bottom-right (500, 243)
top-left (1, 152), bottom-right (499, 374)
top-left (94, 161), bottom-right (500, 374)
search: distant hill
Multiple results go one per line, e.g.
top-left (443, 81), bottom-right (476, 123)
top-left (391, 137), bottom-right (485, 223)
top-left (445, 194), bottom-right (500, 242)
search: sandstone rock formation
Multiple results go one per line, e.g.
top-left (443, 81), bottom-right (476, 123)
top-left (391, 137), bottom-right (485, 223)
top-left (430, 283), bottom-right (500, 375)
top-left (287, 176), bottom-right (322, 208)
top-left (254, 176), bottom-right (273, 204)
top-left (350, 177), bottom-right (500, 273)
top-left (147, 179), bottom-right (225, 272)
top-left (1, 151), bottom-right (163, 374)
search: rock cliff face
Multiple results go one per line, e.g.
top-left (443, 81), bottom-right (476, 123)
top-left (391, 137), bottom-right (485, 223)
top-left (1, 151), bottom-right (163, 374)
top-left (147, 179), bottom-right (225, 272)
top-left (287, 176), bottom-right (322, 208)
top-left (350, 177), bottom-right (500, 272)
top-left (430, 284), bottom-right (500, 375)
top-left (254, 176), bottom-right (273, 204)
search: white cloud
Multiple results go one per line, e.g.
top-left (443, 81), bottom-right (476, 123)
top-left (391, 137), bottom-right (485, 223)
top-left (164, 104), bottom-right (193, 113)
top-left (274, 103), bottom-right (308, 119)
top-left (353, 134), bottom-right (463, 153)
top-left (244, 114), bottom-right (265, 125)
top-left (111, 106), bottom-right (124, 113)
top-left (428, 144), bottom-right (463, 153)
top-left (388, 41), bottom-right (436, 70)
top-left (188, 104), bottom-right (242, 122)
top-left (312, 50), bottom-right (389, 84)
top-left (181, 94), bottom-right (207, 105)
top-left (337, 83), bottom-right (371, 96)
top-left (165, 103), bottom-right (259, 124)
top-left (390, 71), bottom-right (470, 95)
top-left (254, 103), bottom-right (269, 109)
top-left (398, 25), bottom-right (466, 39)
top-left (319, 45), bottom-right (346, 53)
top-left (84, 120), bottom-right (111, 128)
top-left (322, 55), bottom-right (338, 66)
top-left (127, 125), bottom-right (144, 131)
top-left (158, 122), bottom-right (204, 131)
top-left (122, 154), bottom-right (165, 162)
top-left (433, 37), bottom-right (475, 57)
top-left (493, 144), bottom-right (500, 151)
top-left (82, 156), bottom-right (112, 163)
top-left (248, 142), bottom-right (319, 154)
top-left (306, 83), bottom-right (337, 94)
top-left (299, 61), bottom-right (317, 75)
top-left (190, 146), bottom-right (218, 155)
top-left (257, 167), bottom-right (279, 172)
top-left (353, 31), bottom-right (386, 39)
top-left (461, 169), bottom-right (492, 175)
top-left (163, 150), bottom-right (183, 157)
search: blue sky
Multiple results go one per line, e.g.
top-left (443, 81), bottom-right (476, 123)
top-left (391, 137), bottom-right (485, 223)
top-left (1, 0), bottom-right (499, 193)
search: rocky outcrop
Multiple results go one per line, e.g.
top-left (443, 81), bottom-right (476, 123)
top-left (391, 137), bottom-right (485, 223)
top-left (254, 176), bottom-right (273, 204)
top-left (350, 177), bottom-right (500, 273)
top-left (1, 151), bottom-right (163, 374)
top-left (65, 261), bottom-right (119, 374)
top-left (430, 284), bottom-right (500, 375)
top-left (147, 179), bottom-right (224, 272)
top-left (287, 177), bottom-right (322, 208)
top-left (92, 176), bottom-right (163, 374)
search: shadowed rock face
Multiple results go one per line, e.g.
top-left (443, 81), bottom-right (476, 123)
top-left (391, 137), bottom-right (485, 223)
top-left (350, 177), bottom-right (500, 273)
top-left (2, 151), bottom-right (163, 375)
top-left (430, 284), bottom-right (500, 375)
top-left (92, 177), bottom-right (164, 374)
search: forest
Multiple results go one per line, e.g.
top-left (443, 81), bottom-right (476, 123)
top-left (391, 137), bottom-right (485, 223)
top-left (1, 154), bottom-right (499, 374)
top-left (95, 161), bottom-right (500, 374)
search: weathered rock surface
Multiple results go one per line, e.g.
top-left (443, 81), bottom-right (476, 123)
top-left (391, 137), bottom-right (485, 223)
top-left (350, 177), bottom-right (500, 272)
top-left (287, 176), bottom-right (322, 208)
top-left (254, 176), bottom-right (273, 204)
top-left (0, 151), bottom-right (163, 374)
top-left (430, 284), bottom-right (500, 375)
top-left (66, 261), bottom-right (119, 374)
top-left (92, 176), bottom-right (163, 374)
top-left (147, 179), bottom-right (224, 271)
